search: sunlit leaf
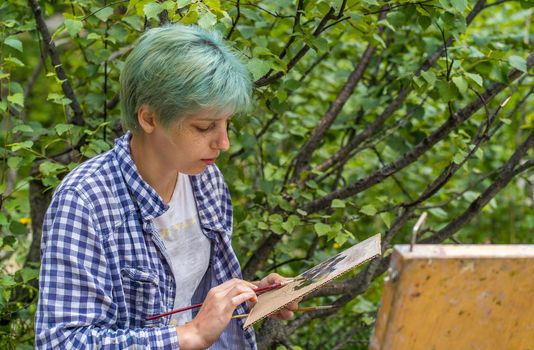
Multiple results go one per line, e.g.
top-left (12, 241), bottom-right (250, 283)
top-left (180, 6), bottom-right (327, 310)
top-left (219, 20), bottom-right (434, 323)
top-left (4, 36), bottom-right (23, 52)
top-left (64, 19), bottom-right (83, 37)
top-left (508, 55), bottom-right (527, 73)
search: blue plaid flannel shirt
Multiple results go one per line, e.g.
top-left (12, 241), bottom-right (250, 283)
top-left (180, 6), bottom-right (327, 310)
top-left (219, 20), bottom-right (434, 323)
top-left (35, 132), bottom-right (257, 349)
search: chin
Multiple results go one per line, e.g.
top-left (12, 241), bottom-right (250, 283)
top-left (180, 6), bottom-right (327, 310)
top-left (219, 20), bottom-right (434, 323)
top-left (182, 165), bottom-right (209, 176)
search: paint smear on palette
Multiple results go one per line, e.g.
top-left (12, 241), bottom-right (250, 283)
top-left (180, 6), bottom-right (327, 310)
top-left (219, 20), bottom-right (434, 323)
top-left (243, 234), bottom-right (382, 328)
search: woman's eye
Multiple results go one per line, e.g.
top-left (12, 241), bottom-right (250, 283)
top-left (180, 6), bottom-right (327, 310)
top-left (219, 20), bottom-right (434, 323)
top-left (195, 124), bottom-right (215, 132)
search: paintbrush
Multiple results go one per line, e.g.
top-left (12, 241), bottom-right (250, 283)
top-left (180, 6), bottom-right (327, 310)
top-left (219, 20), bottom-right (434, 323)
top-left (231, 305), bottom-right (335, 319)
top-left (146, 279), bottom-right (294, 321)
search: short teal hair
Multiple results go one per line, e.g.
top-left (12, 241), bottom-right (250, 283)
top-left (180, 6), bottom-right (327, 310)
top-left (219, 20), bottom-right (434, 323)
top-left (120, 24), bottom-right (252, 131)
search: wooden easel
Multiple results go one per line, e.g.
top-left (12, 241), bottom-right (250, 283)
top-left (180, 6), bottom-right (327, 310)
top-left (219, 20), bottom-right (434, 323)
top-left (370, 244), bottom-right (534, 350)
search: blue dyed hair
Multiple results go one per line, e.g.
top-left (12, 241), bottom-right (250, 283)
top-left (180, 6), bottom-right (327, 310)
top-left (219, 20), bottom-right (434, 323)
top-left (120, 24), bottom-right (252, 131)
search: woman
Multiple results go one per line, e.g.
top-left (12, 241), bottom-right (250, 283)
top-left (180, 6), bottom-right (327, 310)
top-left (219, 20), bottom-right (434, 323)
top-left (35, 24), bottom-right (296, 349)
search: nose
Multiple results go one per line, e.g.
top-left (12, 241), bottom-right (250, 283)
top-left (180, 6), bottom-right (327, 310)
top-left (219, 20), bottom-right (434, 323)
top-left (212, 126), bottom-right (230, 151)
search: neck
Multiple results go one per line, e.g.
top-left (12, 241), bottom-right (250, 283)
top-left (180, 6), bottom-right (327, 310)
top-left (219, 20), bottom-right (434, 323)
top-left (130, 132), bottom-right (177, 203)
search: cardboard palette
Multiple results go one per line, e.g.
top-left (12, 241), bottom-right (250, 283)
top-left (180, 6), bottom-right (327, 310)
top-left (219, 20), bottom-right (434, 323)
top-left (244, 234), bottom-right (382, 328)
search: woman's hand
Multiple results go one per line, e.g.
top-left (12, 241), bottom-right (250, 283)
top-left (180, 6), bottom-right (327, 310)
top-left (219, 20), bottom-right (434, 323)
top-left (176, 278), bottom-right (258, 349)
top-left (251, 273), bottom-right (299, 320)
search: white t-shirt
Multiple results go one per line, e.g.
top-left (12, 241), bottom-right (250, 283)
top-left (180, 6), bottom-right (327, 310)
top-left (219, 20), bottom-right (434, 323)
top-left (153, 173), bottom-right (211, 325)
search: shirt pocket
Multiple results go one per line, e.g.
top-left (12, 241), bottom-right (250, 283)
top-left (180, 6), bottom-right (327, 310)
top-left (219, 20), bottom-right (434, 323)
top-left (120, 267), bottom-right (162, 328)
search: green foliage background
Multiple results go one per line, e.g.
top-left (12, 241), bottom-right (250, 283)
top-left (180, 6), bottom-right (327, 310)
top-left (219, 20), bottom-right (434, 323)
top-left (0, 0), bottom-right (533, 348)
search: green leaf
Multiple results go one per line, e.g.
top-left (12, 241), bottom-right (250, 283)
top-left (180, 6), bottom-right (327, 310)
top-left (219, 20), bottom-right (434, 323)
top-left (17, 268), bottom-right (40, 283)
top-left (122, 16), bottom-right (143, 31)
top-left (144, 2), bottom-right (164, 19)
top-left (296, 209), bottom-right (307, 216)
top-left (87, 33), bottom-right (101, 40)
top-left (508, 55), bottom-right (527, 73)
top-left (429, 207), bottom-right (448, 219)
top-left (64, 19), bottom-right (83, 37)
top-left (4, 56), bottom-right (25, 67)
top-left (417, 15), bottom-right (431, 30)
top-left (310, 37), bottom-right (328, 53)
top-left (380, 212), bottom-right (392, 228)
top-left (334, 232), bottom-right (348, 246)
top-left (281, 221), bottom-right (294, 233)
top-left (421, 71), bottom-right (436, 85)
top-left (7, 93), bottom-right (24, 107)
top-left (4, 36), bottom-right (23, 52)
top-left (258, 221), bottom-right (268, 230)
top-left (13, 124), bottom-right (33, 133)
top-left (378, 19), bottom-right (396, 32)
top-left (452, 76), bottom-right (468, 93)
top-left (253, 46), bottom-right (274, 57)
top-left (360, 204), bottom-right (377, 216)
top-left (453, 153), bottom-right (464, 164)
top-left (177, 0), bottom-right (193, 7)
top-left (436, 80), bottom-right (458, 102)
top-left (95, 7), bottom-right (114, 21)
top-left (283, 79), bottom-right (300, 90)
top-left (7, 157), bottom-right (23, 170)
top-left (270, 222), bottom-right (285, 235)
top-left (281, 215), bottom-right (300, 233)
top-left (268, 214), bottom-right (283, 223)
top-left (450, 0), bottom-right (467, 12)
top-left (10, 221), bottom-right (29, 235)
top-left (462, 191), bottom-right (480, 202)
top-left (198, 10), bottom-right (217, 29)
top-left (47, 93), bottom-right (72, 105)
top-left (362, 0), bottom-right (379, 5)
top-left (55, 123), bottom-right (74, 136)
top-left (9, 140), bottom-right (33, 151)
top-left (288, 215), bottom-right (300, 225)
top-left (465, 72), bottom-right (483, 87)
top-left (39, 161), bottom-right (65, 176)
top-left (0, 276), bottom-right (17, 287)
top-left (500, 117), bottom-right (512, 125)
top-left (331, 199), bottom-right (346, 208)
top-left (314, 223), bottom-right (331, 236)
top-left (247, 58), bottom-right (272, 80)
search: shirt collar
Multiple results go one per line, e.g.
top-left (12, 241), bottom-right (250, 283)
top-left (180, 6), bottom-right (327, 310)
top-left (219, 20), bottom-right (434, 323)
top-left (190, 172), bottom-right (228, 235)
top-left (114, 132), bottom-right (168, 221)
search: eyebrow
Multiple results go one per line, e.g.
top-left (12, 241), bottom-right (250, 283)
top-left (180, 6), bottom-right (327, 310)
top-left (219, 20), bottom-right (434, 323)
top-left (191, 116), bottom-right (233, 122)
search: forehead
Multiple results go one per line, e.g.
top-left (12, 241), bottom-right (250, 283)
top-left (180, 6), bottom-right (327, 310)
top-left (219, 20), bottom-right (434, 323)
top-left (184, 108), bottom-right (234, 121)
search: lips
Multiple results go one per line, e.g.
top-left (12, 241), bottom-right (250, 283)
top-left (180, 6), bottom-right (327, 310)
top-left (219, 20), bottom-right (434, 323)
top-left (201, 158), bottom-right (216, 165)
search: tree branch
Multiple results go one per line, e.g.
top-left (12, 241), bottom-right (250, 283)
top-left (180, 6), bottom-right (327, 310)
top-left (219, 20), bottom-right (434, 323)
top-left (28, 0), bottom-right (84, 126)
top-left (421, 129), bottom-right (534, 243)
top-left (226, 0), bottom-right (240, 40)
top-left (289, 42), bottom-right (379, 181)
top-left (288, 7), bottom-right (389, 182)
top-left (303, 52), bottom-right (533, 214)
top-left (254, 6), bottom-right (337, 87)
top-left (314, 0), bottom-right (487, 175)
top-left (278, 0), bottom-right (304, 60)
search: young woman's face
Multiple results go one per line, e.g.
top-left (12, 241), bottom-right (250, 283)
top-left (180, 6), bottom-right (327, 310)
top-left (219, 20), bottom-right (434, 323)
top-left (153, 108), bottom-right (232, 175)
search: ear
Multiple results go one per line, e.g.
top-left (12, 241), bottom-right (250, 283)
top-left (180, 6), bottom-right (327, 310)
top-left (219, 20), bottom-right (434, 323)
top-left (137, 105), bottom-right (158, 134)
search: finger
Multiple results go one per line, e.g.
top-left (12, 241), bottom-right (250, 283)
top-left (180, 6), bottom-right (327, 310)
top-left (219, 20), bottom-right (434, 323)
top-left (227, 283), bottom-right (257, 297)
top-left (271, 309), bottom-right (294, 320)
top-left (258, 273), bottom-right (286, 287)
top-left (231, 292), bottom-right (257, 307)
top-left (212, 278), bottom-right (258, 294)
top-left (266, 273), bottom-right (284, 284)
top-left (285, 301), bottom-right (299, 311)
